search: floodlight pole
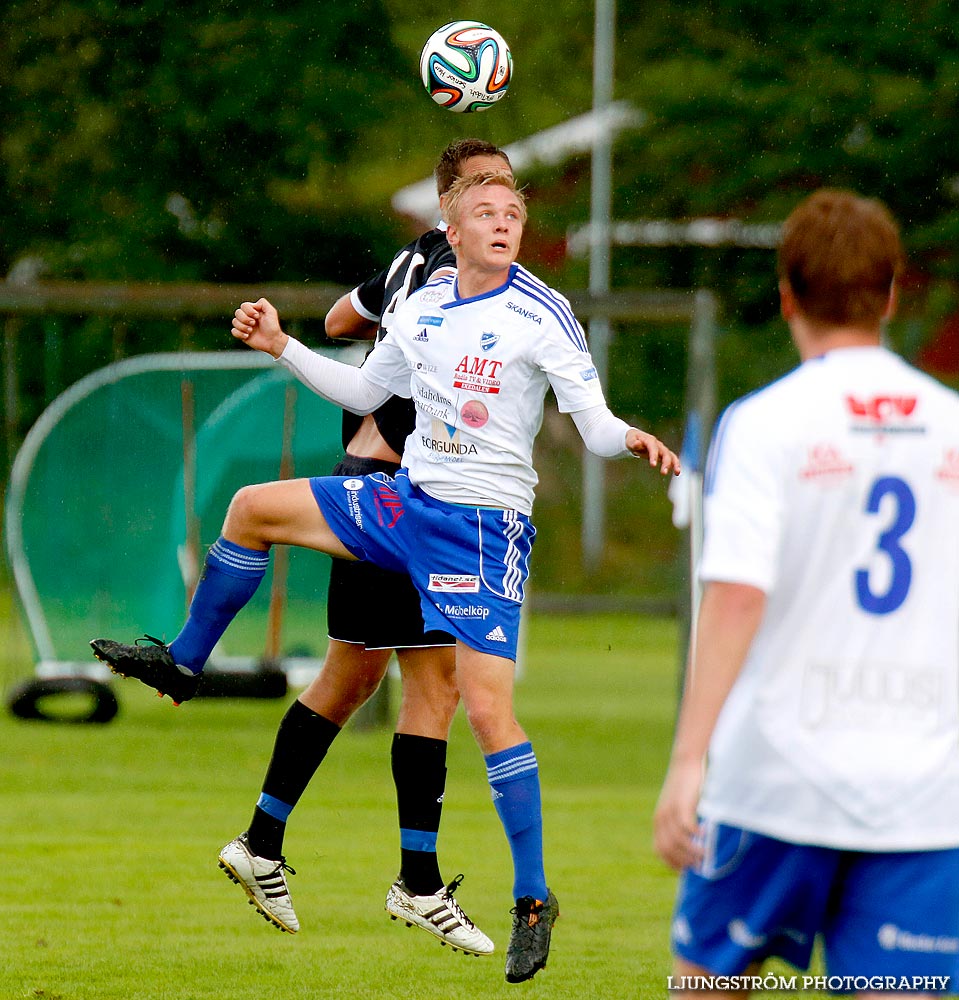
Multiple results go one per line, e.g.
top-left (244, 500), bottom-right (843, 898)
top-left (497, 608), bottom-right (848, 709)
top-left (582, 0), bottom-right (616, 573)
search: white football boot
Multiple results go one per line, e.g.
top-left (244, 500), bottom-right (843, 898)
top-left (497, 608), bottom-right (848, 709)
top-left (218, 833), bottom-right (299, 933)
top-left (386, 873), bottom-right (494, 956)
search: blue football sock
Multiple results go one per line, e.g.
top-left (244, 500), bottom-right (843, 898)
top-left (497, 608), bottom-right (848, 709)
top-left (168, 537), bottom-right (268, 674)
top-left (485, 741), bottom-right (548, 901)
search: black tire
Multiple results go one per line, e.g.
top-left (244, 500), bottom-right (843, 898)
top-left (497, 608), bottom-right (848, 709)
top-left (6, 676), bottom-right (120, 724)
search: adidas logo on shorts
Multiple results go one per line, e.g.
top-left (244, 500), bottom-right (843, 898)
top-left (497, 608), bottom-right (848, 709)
top-left (485, 625), bottom-right (508, 643)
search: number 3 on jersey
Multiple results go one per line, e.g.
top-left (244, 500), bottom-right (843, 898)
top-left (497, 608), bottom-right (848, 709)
top-left (855, 475), bottom-right (915, 615)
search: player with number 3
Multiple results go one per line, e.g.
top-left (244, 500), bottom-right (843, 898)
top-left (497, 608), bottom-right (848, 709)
top-left (654, 189), bottom-right (959, 996)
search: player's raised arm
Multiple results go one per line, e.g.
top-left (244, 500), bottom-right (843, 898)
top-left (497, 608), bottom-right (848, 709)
top-left (231, 296), bottom-right (391, 415)
top-left (231, 297), bottom-right (289, 358)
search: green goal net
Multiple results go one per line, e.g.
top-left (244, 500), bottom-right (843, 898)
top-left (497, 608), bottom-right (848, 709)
top-left (6, 348), bottom-right (361, 679)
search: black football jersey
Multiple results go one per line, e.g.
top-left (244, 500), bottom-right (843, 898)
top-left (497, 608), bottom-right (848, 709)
top-left (341, 227), bottom-right (455, 456)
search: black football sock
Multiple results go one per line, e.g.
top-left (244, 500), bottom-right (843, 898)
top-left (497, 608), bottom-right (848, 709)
top-left (392, 733), bottom-right (448, 895)
top-left (246, 699), bottom-right (341, 859)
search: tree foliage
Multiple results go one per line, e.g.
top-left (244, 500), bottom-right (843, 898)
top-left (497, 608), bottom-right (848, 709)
top-left (1, 0), bottom-right (406, 283)
top-left (619, 1), bottom-right (959, 268)
top-left (6, 1), bottom-right (959, 285)
top-left (609, 0), bottom-right (959, 403)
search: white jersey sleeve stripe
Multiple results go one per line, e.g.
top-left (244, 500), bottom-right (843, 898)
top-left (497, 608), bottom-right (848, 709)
top-left (512, 267), bottom-right (585, 343)
top-left (512, 271), bottom-right (588, 351)
top-left (513, 263), bottom-right (566, 301)
top-left (349, 286), bottom-right (379, 322)
top-left (512, 268), bottom-right (582, 344)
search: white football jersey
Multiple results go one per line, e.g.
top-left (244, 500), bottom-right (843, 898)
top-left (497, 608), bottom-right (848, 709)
top-left (698, 345), bottom-right (959, 850)
top-left (360, 263), bottom-right (608, 513)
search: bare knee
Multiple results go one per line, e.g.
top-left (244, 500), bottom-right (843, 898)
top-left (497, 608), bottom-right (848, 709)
top-left (325, 657), bottom-right (386, 711)
top-left (455, 647), bottom-right (524, 753)
top-left (299, 643), bottom-right (391, 725)
top-left (223, 479), bottom-right (351, 556)
top-left (223, 484), bottom-right (273, 543)
top-left (462, 695), bottom-right (523, 754)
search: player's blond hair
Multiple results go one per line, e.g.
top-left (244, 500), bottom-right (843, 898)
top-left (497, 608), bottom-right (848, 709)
top-left (778, 189), bottom-right (903, 327)
top-left (442, 170), bottom-right (527, 227)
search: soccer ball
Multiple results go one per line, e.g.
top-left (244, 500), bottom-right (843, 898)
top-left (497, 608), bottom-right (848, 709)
top-left (419, 21), bottom-right (512, 113)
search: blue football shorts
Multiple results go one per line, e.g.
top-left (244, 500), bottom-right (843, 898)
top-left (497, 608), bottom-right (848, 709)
top-left (671, 820), bottom-right (959, 988)
top-left (309, 469), bottom-right (535, 659)
top-left (324, 456), bottom-right (454, 649)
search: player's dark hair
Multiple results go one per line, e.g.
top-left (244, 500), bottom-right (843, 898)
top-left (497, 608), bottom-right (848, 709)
top-left (435, 138), bottom-right (512, 195)
top-left (778, 189), bottom-right (903, 327)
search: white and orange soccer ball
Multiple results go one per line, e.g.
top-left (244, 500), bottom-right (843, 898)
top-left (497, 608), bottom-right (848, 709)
top-left (419, 20), bottom-right (512, 113)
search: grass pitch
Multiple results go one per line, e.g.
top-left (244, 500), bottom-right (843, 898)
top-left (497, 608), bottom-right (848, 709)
top-left (2, 613), bottom-right (682, 999)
